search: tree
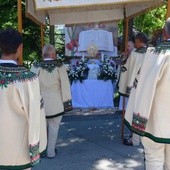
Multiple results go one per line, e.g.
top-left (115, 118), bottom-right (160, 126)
top-left (118, 4), bottom-right (167, 40)
top-left (134, 5), bottom-right (167, 36)
top-left (44, 25), bottom-right (65, 55)
top-left (0, 0), bottom-right (17, 29)
top-left (0, 0), bottom-right (42, 67)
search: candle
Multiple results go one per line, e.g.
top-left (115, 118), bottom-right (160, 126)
top-left (82, 52), bottom-right (85, 61)
top-left (101, 52), bottom-right (104, 61)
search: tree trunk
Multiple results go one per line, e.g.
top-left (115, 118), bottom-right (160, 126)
top-left (128, 18), bottom-right (134, 41)
top-left (49, 25), bottom-right (55, 46)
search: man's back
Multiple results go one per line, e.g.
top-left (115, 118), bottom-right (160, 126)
top-left (31, 59), bottom-right (71, 118)
top-left (0, 63), bottom-right (41, 168)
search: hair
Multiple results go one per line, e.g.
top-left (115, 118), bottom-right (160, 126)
top-left (135, 32), bottom-right (148, 44)
top-left (0, 28), bottom-right (23, 55)
top-left (165, 17), bottom-right (170, 36)
top-left (42, 44), bottom-right (56, 58)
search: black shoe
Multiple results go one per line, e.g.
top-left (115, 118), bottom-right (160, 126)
top-left (55, 148), bottom-right (57, 154)
top-left (123, 138), bottom-right (133, 146)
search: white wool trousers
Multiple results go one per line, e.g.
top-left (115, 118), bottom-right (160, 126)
top-left (142, 137), bottom-right (170, 170)
top-left (132, 133), bottom-right (141, 146)
top-left (47, 115), bottom-right (62, 157)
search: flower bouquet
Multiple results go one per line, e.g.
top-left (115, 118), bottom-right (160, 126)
top-left (98, 58), bottom-right (117, 81)
top-left (68, 59), bottom-right (89, 84)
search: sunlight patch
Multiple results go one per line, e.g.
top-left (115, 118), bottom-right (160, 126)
top-left (93, 159), bottom-right (116, 170)
top-left (57, 138), bottom-right (85, 147)
top-left (93, 158), bottom-right (142, 170)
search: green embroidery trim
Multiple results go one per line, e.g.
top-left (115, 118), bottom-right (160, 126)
top-left (33, 60), bottom-right (63, 73)
top-left (131, 112), bottom-right (148, 135)
top-left (0, 163), bottom-right (31, 170)
top-left (40, 148), bottom-right (47, 157)
top-left (124, 119), bottom-right (170, 144)
top-left (148, 41), bottom-right (170, 54)
top-left (154, 41), bottom-right (170, 53)
top-left (32, 61), bottom-right (40, 68)
top-left (0, 66), bottom-right (37, 89)
top-left (29, 142), bottom-right (40, 166)
top-left (135, 47), bottom-right (147, 53)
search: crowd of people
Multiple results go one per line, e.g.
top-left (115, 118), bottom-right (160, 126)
top-left (1, 17), bottom-right (170, 170)
top-left (118, 17), bottom-right (170, 170)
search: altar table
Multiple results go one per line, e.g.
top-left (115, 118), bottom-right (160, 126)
top-left (71, 80), bottom-right (114, 108)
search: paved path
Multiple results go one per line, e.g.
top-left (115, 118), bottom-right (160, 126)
top-left (33, 109), bottom-right (144, 170)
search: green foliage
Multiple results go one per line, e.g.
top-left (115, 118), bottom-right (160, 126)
top-left (0, 0), bottom-right (17, 29)
top-left (23, 19), bottom-right (42, 64)
top-left (118, 4), bottom-right (167, 37)
top-left (0, 0), bottom-right (41, 67)
top-left (118, 21), bottom-right (123, 37)
top-left (134, 5), bottom-right (166, 35)
top-left (55, 28), bottom-right (65, 54)
top-left (44, 26), bottom-right (65, 54)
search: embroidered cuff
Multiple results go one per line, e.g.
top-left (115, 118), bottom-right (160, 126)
top-left (29, 142), bottom-right (40, 166)
top-left (64, 100), bottom-right (72, 112)
top-left (121, 66), bottom-right (127, 72)
top-left (126, 86), bottom-right (132, 96)
top-left (40, 97), bottom-right (44, 109)
top-left (133, 78), bottom-right (138, 89)
top-left (131, 113), bottom-right (148, 135)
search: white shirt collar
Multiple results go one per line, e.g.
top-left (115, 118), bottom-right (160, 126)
top-left (44, 58), bottom-right (54, 61)
top-left (0, 59), bottom-right (17, 65)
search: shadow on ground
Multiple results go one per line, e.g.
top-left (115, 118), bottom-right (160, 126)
top-left (34, 109), bottom-right (144, 170)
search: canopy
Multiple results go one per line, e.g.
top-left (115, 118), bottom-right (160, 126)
top-left (26, 0), bottom-right (163, 26)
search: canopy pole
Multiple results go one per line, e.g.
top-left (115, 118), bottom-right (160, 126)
top-left (41, 25), bottom-right (44, 49)
top-left (121, 7), bottom-right (129, 140)
top-left (17, 0), bottom-right (23, 65)
top-left (166, 0), bottom-right (170, 19)
top-left (124, 18), bottom-right (129, 53)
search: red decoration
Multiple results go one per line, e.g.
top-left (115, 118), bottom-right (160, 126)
top-left (66, 39), bottom-right (79, 51)
top-left (66, 42), bottom-right (74, 51)
top-left (71, 39), bottom-right (79, 48)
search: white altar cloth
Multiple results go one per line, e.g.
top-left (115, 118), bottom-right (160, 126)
top-left (71, 80), bottom-right (114, 108)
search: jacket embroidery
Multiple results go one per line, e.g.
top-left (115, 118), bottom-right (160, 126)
top-left (135, 47), bottom-right (147, 53)
top-left (131, 112), bottom-right (148, 135)
top-left (33, 60), bottom-right (63, 73)
top-left (0, 66), bottom-right (37, 89)
top-left (29, 142), bottom-right (40, 166)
